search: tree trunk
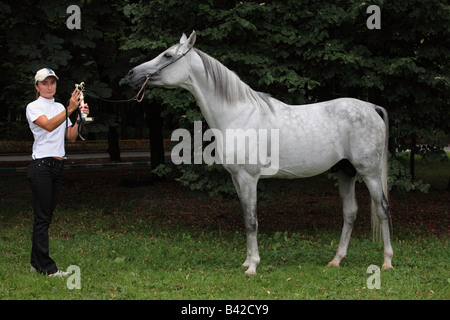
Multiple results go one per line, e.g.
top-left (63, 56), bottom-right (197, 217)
top-left (107, 125), bottom-right (121, 162)
top-left (410, 135), bottom-right (416, 180)
top-left (148, 102), bottom-right (165, 172)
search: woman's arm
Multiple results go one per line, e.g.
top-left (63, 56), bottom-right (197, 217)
top-left (33, 89), bottom-right (82, 133)
top-left (34, 110), bottom-right (70, 133)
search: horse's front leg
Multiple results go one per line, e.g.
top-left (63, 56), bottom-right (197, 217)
top-left (232, 173), bottom-right (260, 275)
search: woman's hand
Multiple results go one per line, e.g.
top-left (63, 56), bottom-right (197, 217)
top-left (68, 88), bottom-right (82, 114)
top-left (80, 103), bottom-right (89, 116)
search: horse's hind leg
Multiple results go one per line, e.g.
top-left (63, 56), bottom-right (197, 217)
top-left (328, 172), bottom-right (358, 267)
top-left (363, 176), bottom-right (393, 270)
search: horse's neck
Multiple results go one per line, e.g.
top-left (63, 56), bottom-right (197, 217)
top-left (187, 86), bottom-right (226, 129)
top-left (184, 54), bottom-right (259, 130)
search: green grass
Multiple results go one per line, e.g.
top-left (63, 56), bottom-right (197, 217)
top-left (0, 203), bottom-right (448, 300)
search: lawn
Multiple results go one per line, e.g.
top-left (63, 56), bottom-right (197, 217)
top-left (0, 157), bottom-right (448, 300)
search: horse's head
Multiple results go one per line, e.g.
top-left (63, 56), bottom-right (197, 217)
top-left (128, 31), bottom-right (196, 89)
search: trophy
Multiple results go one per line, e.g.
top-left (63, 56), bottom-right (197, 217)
top-left (75, 82), bottom-right (93, 123)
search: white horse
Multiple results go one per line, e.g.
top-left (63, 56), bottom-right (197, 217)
top-left (128, 31), bottom-right (393, 275)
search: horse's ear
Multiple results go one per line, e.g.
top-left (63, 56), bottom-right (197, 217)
top-left (179, 33), bottom-right (188, 44)
top-left (186, 30), bottom-right (196, 48)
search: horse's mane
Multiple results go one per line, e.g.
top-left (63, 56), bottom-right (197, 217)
top-left (193, 48), bottom-right (274, 114)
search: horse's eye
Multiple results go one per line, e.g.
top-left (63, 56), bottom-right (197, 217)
top-left (163, 53), bottom-right (172, 59)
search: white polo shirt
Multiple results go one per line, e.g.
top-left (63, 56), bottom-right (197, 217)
top-left (26, 96), bottom-right (72, 159)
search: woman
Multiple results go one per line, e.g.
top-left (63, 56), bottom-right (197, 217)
top-left (26, 68), bottom-right (89, 277)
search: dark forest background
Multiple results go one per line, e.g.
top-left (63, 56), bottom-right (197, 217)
top-left (1, 0), bottom-right (448, 192)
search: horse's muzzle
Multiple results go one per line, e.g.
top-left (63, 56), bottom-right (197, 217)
top-left (127, 69), bottom-right (144, 87)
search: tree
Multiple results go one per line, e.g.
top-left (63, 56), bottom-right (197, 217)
top-left (0, 0), bottom-right (135, 159)
top-left (1, 0), bottom-right (448, 193)
top-left (123, 0), bottom-right (449, 194)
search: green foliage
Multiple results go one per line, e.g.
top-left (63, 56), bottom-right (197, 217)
top-left (388, 156), bottom-right (430, 193)
top-left (1, 0), bottom-right (136, 138)
top-left (154, 163), bottom-right (237, 197)
top-left (1, 0), bottom-right (448, 192)
top-left (123, 0), bottom-right (448, 194)
top-left (175, 164), bottom-right (236, 197)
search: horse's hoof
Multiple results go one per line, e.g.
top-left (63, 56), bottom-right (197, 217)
top-left (244, 268), bottom-right (256, 276)
top-left (327, 260), bottom-right (340, 268)
top-left (381, 264), bottom-right (393, 271)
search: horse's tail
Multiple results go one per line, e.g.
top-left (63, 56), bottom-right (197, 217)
top-left (371, 105), bottom-right (390, 242)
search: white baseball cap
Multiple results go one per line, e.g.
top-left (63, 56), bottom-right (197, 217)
top-left (35, 68), bottom-right (59, 83)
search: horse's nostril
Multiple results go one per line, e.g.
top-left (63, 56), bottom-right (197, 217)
top-left (128, 69), bottom-right (134, 78)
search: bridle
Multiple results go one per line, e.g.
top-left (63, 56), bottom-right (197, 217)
top-left (132, 46), bottom-right (192, 102)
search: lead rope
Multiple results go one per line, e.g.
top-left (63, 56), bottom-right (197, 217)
top-left (82, 75), bottom-right (150, 104)
top-left (61, 75), bottom-right (151, 158)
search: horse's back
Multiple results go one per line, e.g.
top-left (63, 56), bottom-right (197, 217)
top-left (262, 97), bottom-right (386, 178)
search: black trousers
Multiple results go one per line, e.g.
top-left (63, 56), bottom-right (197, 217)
top-left (27, 157), bottom-right (64, 275)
